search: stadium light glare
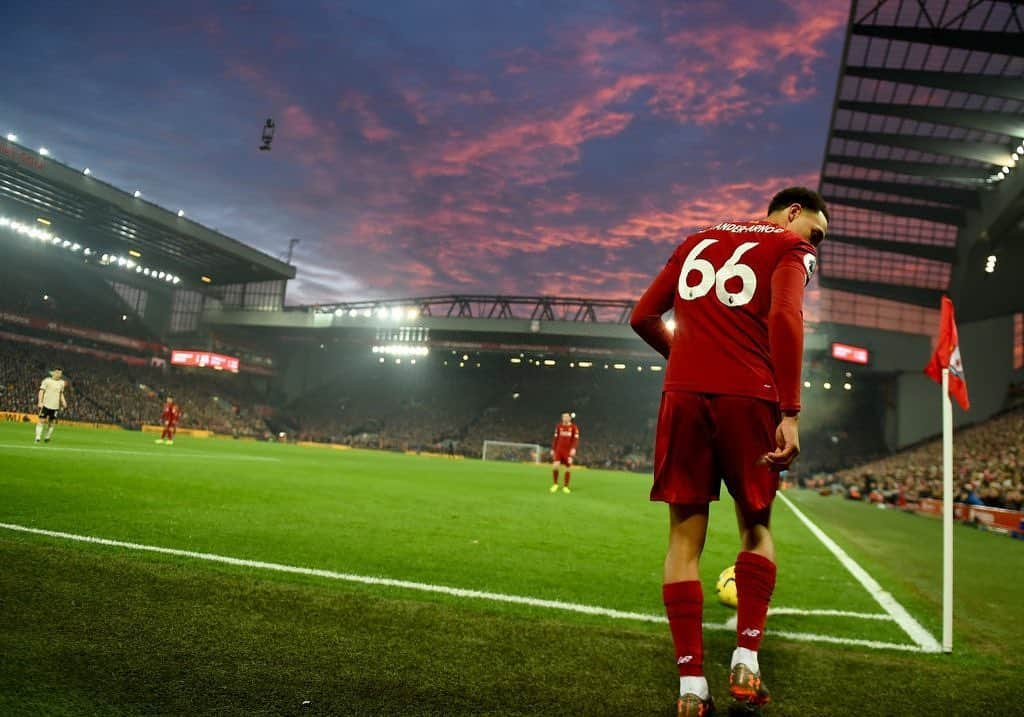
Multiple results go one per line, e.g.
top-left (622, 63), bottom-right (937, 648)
top-left (36, 217), bottom-right (51, 226)
top-left (390, 306), bottom-right (403, 319)
top-left (379, 357), bottom-right (385, 363)
top-left (664, 318), bottom-right (676, 332)
top-left (406, 308), bottom-right (419, 320)
top-left (804, 380), bottom-right (811, 388)
top-left (71, 243), bottom-right (80, 252)
top-left (201, 275), bottom-right (212, 283)
top-left (38, 147), bottom-right (49, 156)
top-left (462, 354), bottom-right (469, 361)
top-left (136, 266), bottom-right (142, 273)
top-left (843, 382), bottom-right (852, 391)
top-left (6, 133), bottom-right (16, 141)
top-left (334, 308), bottom-right (344, 317)
top-left (373, 344), bottom-right (429, 357)
top-left (543, 359), bottom-right (556, 366)
top-left (510, 357), bottom-right (522, 363)
top-left (143, 268), bottom-right (151, 276)
top-left (348, 309), bottom-right (358, 317)
top-left (577, 361), bottom-right (593, 368)
top-left (650, 365), bottom-right (662, 372)
top-left (83, 247), bottom-right (91, 256)
top-left (129, 250), bottom-right (141, 257)
top-left (376, 307), bottom-right (389, 318)
top-left (459, 362), bottom-right (465, 367)
top-left (158, 271), bottom-right (166, 279)
top-left (823, 382), bottom-right (832, 390)
top-left (613, 363), bottom-right (626, 370)
top-left (83, 167), bottom-right (91, 175)
top-left (362, 308), bottom-right (372, 317)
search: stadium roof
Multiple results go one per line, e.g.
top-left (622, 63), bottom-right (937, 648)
top-left (818, 0), bottom-right (1024, 321)
top-left (0, 136), bottom-right (295, 287)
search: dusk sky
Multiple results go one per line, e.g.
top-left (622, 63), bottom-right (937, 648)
top-left (5, 0), bottom-right (850, 304)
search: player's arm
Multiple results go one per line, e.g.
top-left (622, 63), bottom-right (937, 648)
top-left (59, 385), bottom-right (67, 410)
top-left (551, 426), bottom-right (558, 456)
top-left (762, 245), bottom-right (814, 468)
top-left (37, 382), bottom-right (44, 408)
top-left (569, 425), bottom-right (579, 456)
top-left (629, 253), bottom-right (681, 359)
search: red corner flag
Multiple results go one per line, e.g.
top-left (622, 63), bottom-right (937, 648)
top-left (924, 296), bottom-right (969, 410)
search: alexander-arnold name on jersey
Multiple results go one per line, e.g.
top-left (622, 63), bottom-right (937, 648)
top-left (708, 222), bottom-right (784, 234)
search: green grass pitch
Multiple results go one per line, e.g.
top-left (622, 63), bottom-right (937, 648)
top-left (1, 422), bottom-right (1021, 715)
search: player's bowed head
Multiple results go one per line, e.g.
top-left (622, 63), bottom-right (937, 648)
top-left (765, 186), bottom-right (829, 248)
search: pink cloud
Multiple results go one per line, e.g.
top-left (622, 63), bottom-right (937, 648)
top-left (339, 92), bottom-right (397, 143)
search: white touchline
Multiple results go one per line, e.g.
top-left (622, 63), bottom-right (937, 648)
top-left (0, 443), bottom-right (279, 462)
top-left (0, 521), bottom-right (924, 653)
top-left (777, 492), bottom-right (942, 653)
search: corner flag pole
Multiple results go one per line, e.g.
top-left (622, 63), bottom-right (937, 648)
top-left (941, 367), bottom-right (953, 653)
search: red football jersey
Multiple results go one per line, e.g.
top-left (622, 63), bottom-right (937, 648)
top-left (552, 422), bottom-right (580, 454)
top-left (630, 220), bottom-right (815, 412)
top-left (162, 402), bottom-right (181, 424)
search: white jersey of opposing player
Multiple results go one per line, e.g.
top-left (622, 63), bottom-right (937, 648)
top-left (39, 377), bottom-right (66, 410)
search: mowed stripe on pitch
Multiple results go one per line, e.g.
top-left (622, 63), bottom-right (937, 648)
top-left (0, 521), bottom-right (921, 652)
top-left (0, 443), bottom-right (279, 462)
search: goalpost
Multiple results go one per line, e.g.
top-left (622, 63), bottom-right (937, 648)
top-left (481, 440), bottom-right (542, 463)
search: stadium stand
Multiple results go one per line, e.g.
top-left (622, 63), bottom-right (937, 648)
top-left (815, 407), bottom-right (1024, 512)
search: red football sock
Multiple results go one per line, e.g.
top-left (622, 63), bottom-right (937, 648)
top-left (663, 580), bottom-right (703, 677)
top-left (161, 427), bottom-right (170, 440)
top-left (552, 468), bottom-right (558, 483)
top-left (564, 471), bottom-right (571, 487)
top-left (735, 551), bottom-right (776, 651)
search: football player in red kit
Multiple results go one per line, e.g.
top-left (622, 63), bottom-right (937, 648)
top-left (630, 187), bottom-right (827, 715)
top-left (550, 412), bottom-right (580, 494)
top-left (156, 396), bottom-right (182, 445)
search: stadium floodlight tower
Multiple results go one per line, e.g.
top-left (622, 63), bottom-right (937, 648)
top-left (481, 440), bottom-right (542, 464)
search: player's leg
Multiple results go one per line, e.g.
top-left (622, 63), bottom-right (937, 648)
top-left (167, 423), bottom-right (176, 445)
top-left (34, 415), bottom-right (44, 442)
top-left (713, 396), bottom-right (780, 707)
top-left (44, 416), bottom-right (56, 441)
top-left (562, 457), bottom-right (572, 492)
top-left (550, 459), bottom-right (561, 492)
top-left (653, 392), bottom-right (718, 713)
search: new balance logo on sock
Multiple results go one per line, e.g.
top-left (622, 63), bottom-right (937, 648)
top-left (677, 655), bottom-right (693, 665)
top-left (741, 628), bottom-right (761, 638)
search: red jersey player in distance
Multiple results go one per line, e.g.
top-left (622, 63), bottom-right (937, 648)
top-left (550, 412), bottom-right (580, 494)
top-left (156, 396), bottom-right (182, 445)
top-left (630, 187), bottom-right (827, 715)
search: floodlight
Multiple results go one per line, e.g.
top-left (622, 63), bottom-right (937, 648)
top-left (6, 133), bottom-right (16, 141)
top-left (38, 147), bottom-right (49, 156)
top-left (133, 190), bottom-right (141, 198)
top-left (177, 209), bottom-right (185, 217)
top-left (83, 167), bottom-right (91, 175)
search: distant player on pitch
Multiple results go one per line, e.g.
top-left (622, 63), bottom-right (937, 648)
top-left (155, 396), bottom-right (181, 445)
top-left (35, 367), bottom-right (67, 443)
top-left (630, 187), bottom-right (827, 715)
top-left (549, 412), bottom-right (579, 494)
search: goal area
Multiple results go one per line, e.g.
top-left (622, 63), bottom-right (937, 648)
top-left (481, 440), bottom-right (542, 463)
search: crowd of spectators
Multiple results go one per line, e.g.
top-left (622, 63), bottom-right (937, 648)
top-left (810, 408), bottom-right (1024, 512)
top-left (0, 340), bottom-right (270, 438)
top-left (285, 357), bottom-right (660, 470)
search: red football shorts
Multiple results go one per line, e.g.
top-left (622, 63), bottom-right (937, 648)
top-left (552, 452), bottom-right (573, 467)
top-left (651, 391), bottom-right (781, 512)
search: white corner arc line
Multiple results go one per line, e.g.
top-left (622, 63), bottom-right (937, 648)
top-left (777, 492), bottom-right (942, 653)
top-left (767, 607), bottom-right (893, 621)
top-left (0, 521), bottom-right (924, 653)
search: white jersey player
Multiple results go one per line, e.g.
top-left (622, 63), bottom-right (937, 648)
top-left (36, 367), bottom-right (67, 443)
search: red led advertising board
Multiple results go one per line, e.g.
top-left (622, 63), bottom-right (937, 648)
top-left (170, 350), bottom-right (239, 373)
top-left (831, 342), bottom-right (869, 365)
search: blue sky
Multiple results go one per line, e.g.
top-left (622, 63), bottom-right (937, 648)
top-left (3, 0), bottom-right (849, 303)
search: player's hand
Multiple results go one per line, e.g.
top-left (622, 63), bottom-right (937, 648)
top-left (569, 448), bottom-right (576, 457)
top-left (760, 416), bottom-right (800, 469)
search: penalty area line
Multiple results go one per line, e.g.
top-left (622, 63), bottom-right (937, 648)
top-left (0, 521), bottom-right (923, 653)
top-left (777, 491), bottom-right (942, 654)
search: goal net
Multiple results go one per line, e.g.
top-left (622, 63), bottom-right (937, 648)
top-left (481, 440), bottom-right (542, 463)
